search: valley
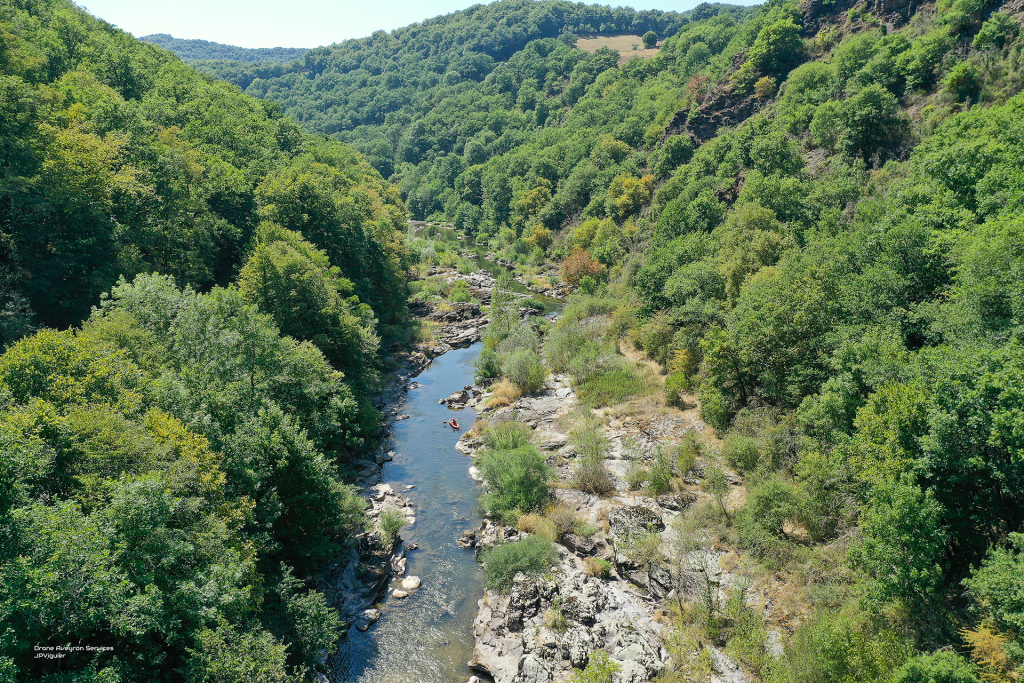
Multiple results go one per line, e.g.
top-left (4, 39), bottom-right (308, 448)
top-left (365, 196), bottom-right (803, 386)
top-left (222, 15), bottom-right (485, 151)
top-left (2, 0), bottom-right (1024, 681)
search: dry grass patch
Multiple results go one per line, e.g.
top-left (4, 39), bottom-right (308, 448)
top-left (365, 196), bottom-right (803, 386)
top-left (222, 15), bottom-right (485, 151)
top-left (576, 34), bottom-right (660, 65)
top-left (487, 378), bottom-right (522, 407)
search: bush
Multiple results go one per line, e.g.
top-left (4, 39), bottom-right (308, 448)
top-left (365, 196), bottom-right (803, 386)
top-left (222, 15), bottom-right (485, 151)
top-left (723, 433), bottom-right (760, 473)
top-left (478, 445), bottom-right (552, 520)
top-left (378, 508), bottom-right (406, 546)
top-left (561, 247), bottom-right (603, 286)
top-left (746, 474), bottom-right (799, 538)
top-left (944, 61), bottom-right (981, 102)
top-left (498, 322), bottom-right (539, 355)
top-left (475, 347), bottom-right (502, 382)
top-left (572, 454), bottom-right (616, 495)
top-left (677, 433), bottom-right (701, 476)
top-left (545, 503), bottom-right (582, 541)
top-left (973, 11), bottom-right (1019, 50)
top-left (478, 421), bottom-right (527, 449)
top-left (482, 536), bottom-right (560, 591)
top-left (544, 322), bottom-right (595, 373)
top-left (648, 448), bottom-right (673, 496)
top-left (502, 349), bottom-right (547, 394)
top-left (568, 650), bottom-right (621, 682)
top-left (665, 371), bottom-right (691, 407)
top-left (626, 460), bottom-right (650, 490)
top-left (449, 280), bottom-right (472, 302)
top-left (583, 557), bottom-right (614, 578)
top-left (892, 652), bottom-right (980, 683)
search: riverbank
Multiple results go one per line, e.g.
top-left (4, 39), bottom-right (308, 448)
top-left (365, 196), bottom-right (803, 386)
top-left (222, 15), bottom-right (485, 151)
top-left (456, 372), bottom-right (759, 683)
top-left (320, 258), bottom-right (567, 682)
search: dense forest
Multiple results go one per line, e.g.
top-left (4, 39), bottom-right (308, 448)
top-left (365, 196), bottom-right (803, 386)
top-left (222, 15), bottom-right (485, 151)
top-left (0, 0), bottom-right (407, 680)
top-left (140, 33), bottom-right (308, 63)
top-left (5, 0), bottom-right (1024, 679)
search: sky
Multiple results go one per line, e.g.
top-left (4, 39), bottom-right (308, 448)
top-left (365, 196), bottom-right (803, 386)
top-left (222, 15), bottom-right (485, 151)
top-left (75, 0), bottom-right (759, 49)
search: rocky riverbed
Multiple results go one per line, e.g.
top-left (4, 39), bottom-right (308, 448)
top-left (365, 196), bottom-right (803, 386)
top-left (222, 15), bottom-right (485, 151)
top-left (455, 376), bottom-right (756, 683)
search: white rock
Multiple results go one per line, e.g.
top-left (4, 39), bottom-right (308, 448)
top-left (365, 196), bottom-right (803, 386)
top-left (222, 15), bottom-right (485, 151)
top-left (392, 589), bottom-right (409, 598)
top-left (401, 575), bottom-right (421, 590)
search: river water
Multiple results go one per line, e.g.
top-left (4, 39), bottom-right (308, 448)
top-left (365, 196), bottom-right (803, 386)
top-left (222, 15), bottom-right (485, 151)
top-left (333, 343), bottom-right (487, 683)
top-left (332, 235), bottom-right (561, 683)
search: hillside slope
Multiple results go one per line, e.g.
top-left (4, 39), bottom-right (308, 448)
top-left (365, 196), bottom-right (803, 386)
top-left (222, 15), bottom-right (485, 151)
top-left (351, 0), bottom-right (1024, 680)
top-left (141, 32), bottom-right (308, 62)
top-left (0, 2), bottom-right (411, 682)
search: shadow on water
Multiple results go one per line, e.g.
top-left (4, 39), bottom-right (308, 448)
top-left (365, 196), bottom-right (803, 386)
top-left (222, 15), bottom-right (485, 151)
top-left (332, 344), bottom-right (490, 683)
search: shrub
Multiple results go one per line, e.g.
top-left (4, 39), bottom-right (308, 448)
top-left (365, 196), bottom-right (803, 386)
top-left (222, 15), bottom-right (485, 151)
top-left (746, 474), bottom-right (799, 538)
top-left (568, 651), bottom-right (621, 682)
top-left (482, 536), bottom-right (559, 591)
top-left (544, 322), bottom-right (593, 373)
top-left (487, 379), bottom-right (522, 407)
top-left (583, 557), bottom-right (614, 578)
top-left (478, 445), bottom-right (552, 520)
top-left (449, 280), bottom-right (472, 302)
top-left (626, 460), bottom-right (650, 491)
top-left (498, 321), bottom-right (540, 355)
top-left (677, 433), bottom-right (700, 476)
top-left (561, 247), bottom-right (603, 286)
top-left (723, 433), bottom-right (760, 473)
top-left (892, 652), bottom-right (979, 683)
top-left (482, 420), bottom-right (532, 450)
top-left (545, 503), bottom-right (582, 541)
top-left (973, 12), bottom-right (1019, 50)
top-left (501, 349), bottom-right (547, 394)
top-left (648, 448), bottom-right (673, 496)
top-left (378, 508), bottom-right (406, 546)
top-left (475, 347), bottom-right (502, 382)
top-left (944, 61), bottom-right (981, 102)
top-left (665, 371), bottom-right (691, 407)
top-left (754, 75), bottom-right (778, 99)
top-left (572, 454), bottom-right (616, 495)
top-left (642, 30), bottom-right (657, 49)
top-left (621, 530), bottom-right (663, 573)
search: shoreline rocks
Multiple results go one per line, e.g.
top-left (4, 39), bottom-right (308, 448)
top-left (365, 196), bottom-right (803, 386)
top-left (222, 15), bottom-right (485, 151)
top-left (458, 375), bottom-right (750, 682)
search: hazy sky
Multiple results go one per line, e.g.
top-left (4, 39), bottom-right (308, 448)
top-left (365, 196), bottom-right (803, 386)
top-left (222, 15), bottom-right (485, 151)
top-left (75, 0), bottom-right (759, 49)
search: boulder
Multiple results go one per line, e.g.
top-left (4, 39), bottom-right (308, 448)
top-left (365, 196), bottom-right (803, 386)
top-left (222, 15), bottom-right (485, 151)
top-left (608, 505), bottom-right (664, 539)
top-left (560, 627), bottom-right (597, 668)
top-left (515, 653), bottom-right (552, 683)
top-left (354, 608), bottom-right (382, 632)
top-left (562, 533), bottom-right (596, 556)
top-left (458, 529), bottom-right (477, 548)
top-left (656, 491), bottom-right (699, 511)
top-left (401, 575), bottom-right (421, 591)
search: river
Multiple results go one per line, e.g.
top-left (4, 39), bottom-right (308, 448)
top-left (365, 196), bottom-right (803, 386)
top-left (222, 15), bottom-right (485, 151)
top-left (332, 234), bottom-right (561, 683)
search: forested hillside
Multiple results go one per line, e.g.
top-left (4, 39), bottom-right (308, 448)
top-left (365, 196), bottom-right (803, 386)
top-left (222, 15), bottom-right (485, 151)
top-left (404, 0), bottom-right (1023, 678)
top-left (5, 0), bottom-right (1024, 679)
top-left (191, 0), bottom-right (1024, 678)
top-left (141, 33), bottom-right (308, 62)
top-left (0, 0), bottom-right (408, 681)
top-left (183, 0), bottom-right (745, 189)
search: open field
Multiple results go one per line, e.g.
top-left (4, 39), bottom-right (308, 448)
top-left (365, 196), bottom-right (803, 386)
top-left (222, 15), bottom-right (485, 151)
top-left (576, 34), bottom-right (661, 65)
